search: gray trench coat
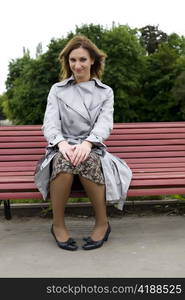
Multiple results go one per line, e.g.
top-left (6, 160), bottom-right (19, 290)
top-left (34, 76), bottom-right (132, 210)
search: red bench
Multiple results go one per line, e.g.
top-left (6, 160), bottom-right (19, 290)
top-left (0, 121), bottom-right (185, 219)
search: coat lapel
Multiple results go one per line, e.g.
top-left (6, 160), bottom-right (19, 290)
top-left (56, 76), bottom-right (107, 122)
top-left (58, 85), bottom-right (90, 122)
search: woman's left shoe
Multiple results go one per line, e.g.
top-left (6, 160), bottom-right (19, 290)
top-left (82, 222), bottom-right (111, 250)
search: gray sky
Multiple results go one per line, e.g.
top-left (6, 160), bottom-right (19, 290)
top-left (1, 0), bottom-right (185, 93)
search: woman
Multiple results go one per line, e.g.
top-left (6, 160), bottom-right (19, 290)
top-left (35, 35), bottom-right (132, 251)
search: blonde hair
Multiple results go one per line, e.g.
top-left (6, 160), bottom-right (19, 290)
top-left (59, 35), bottom-right (107, 80)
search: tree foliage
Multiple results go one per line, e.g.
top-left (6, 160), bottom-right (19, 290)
top-left (1, 23), bottom-right (185, 124)
top-left (102, 25), bottom-right (145, 122)
top-left (172, 71), bottom-right (185, 119)
top-left (139, 25), bottom-right (168, 54)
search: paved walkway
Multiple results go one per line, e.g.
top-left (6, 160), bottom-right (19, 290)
top-left (0, 214), bottom-right (185, 277)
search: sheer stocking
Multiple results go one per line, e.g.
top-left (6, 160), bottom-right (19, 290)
top-left (79, 176), bottom-right (108, 241)
top-left (49, 172), bottom-right (74, 242)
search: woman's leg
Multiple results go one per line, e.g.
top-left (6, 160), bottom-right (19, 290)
top-left (50, 172), bottom-right (74, 242)
top-left (78, 176), bottom-right (108, 241)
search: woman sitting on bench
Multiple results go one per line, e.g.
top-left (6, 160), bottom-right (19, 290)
top-left (35, 35), bottom-right (132, 251)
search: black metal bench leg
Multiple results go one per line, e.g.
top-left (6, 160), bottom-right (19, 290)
top-left (4, 200), bottom-right (12, 220)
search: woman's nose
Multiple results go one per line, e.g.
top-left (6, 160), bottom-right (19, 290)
top-left (74, 61), bottom-right (81, 69)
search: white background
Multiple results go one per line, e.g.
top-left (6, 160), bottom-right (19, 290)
top-left (1, 0), bottom-right (185, 93)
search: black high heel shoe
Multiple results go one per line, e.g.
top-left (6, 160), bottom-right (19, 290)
top-left (82, 222), bottom-right (111, 250)
top-left (51, 225), bottom-right (78, 251)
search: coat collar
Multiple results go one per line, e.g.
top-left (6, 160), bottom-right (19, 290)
top-left (55, 75), bottom-right (74, 87)
top-left (55, 75), bottom-right (107, 89)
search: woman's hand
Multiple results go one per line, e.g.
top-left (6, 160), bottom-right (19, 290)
top-left (70, 141), bottom-right (92, 166)
top-left (58, 141), bottom-right (75, 161)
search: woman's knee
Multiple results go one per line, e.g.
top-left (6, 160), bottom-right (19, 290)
top-left (50, 172), bottom-right (74, 187)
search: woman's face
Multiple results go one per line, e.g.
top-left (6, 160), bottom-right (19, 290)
top-left (69, 47), bottom-right (94, 83)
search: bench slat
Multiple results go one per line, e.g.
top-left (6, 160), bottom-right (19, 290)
top-left (29, 157), bottom-right (185, 164)
top-left (3, 132), bottom-right (184, 140)
top-left (0, 183), bottom-right (37, 189)
top-left (0, 161), bottom-right (37, 167)
top-left (0, 142), bottom-right (46, 148)
top-left (0, 155), bottom-right (184, 164)
top-left (128, 163), bottom-right (185, 169)
top-left (1, 168), bottom-right (185, 176)
top-left (0, 171), bottom-right (34, 176)
top-left (0, 125), bottom-right (41, 131)
top-left (131, 178), bottom-right (185, 186)
top-left (0, 136), bottom-right (45, 142)
top-left (0, 149), bottom-right (45, 155)
top-left (0, 167), bottom-right (36, 172)
top-left (71, 187), bottom-right (185, 197)
top-left (128, 187), bottom-right (185, 196)
top-left (0, 172), bottom-right (184, 184)
top-left (2, 137), bottom-right (183, 143)
top-left (108, 145), bottom-right (185, 151)
top-left (112, 128), bottom-right (185, 134)
top-left (0, 187), bottom-right (185, 200)
top-left (0, 121), bottom-right (184, 129)
top-left (133, 172), bottom-right (185, 179)
top-left (1, 177), bottom-right (184, 190)
top-left (0, 192), bottom-right (43, 199)
top-left (1, 122), bottom-right (184, 130)
top-left (0, 151), bottom-right (185, 161)
top-left (0, 131), bottom-right (42, 136)
top-left (106, 139), bottom-right (185, 146)
top-left (0, 155), bottom-right (42, 161)
top-left (108, 133), bottom-right (185, 140)
top-left (108, 150), bottom-right (185, 157)
top-left (114, 122), bottom-right (185, 128)
top-left (134, 168), bottom-right (185, 172)
top-left (123, 157), bottom-right (185, 163)
top-left (0, 176), bottom-right (34, 182)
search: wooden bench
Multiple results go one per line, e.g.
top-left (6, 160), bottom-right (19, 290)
top-left (0, 121), bottom-right (185, 219)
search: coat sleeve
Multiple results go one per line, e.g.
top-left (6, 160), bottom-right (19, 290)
top-left (42, 85), bottom-right (65, 147)
top-left (85, 87), bottom-right (114, 148)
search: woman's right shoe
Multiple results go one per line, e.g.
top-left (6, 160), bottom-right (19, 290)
top-left (51, 225), bottom-right (78, 251)
top-left (82, 222), bottom-right (111, 250)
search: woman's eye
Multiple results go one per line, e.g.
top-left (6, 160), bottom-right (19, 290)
top-left (80, 58), bottom-right (87, 62)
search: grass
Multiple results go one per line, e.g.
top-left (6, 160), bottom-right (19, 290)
top-left (10, 199), bottom-right (42, 204)
top-left (10, 197), bottom-right (90, 204)
top-left (9, 194), bottom-right (185, 204)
